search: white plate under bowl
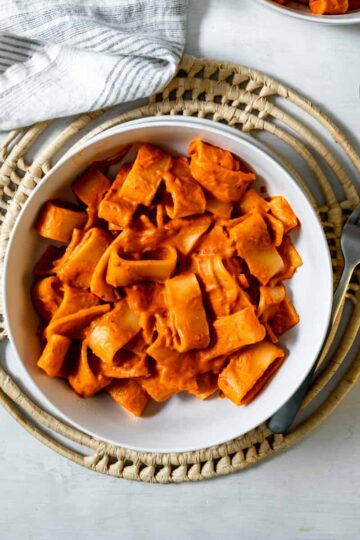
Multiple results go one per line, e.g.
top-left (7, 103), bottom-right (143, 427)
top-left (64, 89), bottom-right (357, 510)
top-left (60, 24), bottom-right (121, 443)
top-left (3, 117), bottom-right (333, 453)
top-left (255, 0), bottom-right (360, 24)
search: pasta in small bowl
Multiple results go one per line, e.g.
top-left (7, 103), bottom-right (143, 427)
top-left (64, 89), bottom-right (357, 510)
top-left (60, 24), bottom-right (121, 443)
top-left (255, 0), bottom-right (360, 23)
top-left (3, 117), bottom-right (332, 452)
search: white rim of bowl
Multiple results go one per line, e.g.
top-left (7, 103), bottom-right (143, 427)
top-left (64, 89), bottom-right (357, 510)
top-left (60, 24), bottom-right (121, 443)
top-left (2, 116), bottom-right (333, 452)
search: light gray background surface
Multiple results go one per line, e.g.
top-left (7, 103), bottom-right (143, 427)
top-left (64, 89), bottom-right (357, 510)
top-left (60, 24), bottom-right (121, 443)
top-left (1, 1), bottom-right (360, 539)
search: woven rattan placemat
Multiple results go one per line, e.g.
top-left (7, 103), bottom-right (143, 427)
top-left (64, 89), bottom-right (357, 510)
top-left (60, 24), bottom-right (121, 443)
top-left (0, 55), bottom-right (359, 483)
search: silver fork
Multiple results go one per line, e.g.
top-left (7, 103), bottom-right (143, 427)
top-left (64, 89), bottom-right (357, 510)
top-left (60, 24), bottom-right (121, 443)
top-left (268, 203), bottom-right (360, 434)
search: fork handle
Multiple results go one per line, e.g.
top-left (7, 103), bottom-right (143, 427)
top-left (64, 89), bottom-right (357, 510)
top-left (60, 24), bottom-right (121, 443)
top-left (268, 260), bottom-right (355, 434)
top-left (331, 260), bottom-right (355, 322)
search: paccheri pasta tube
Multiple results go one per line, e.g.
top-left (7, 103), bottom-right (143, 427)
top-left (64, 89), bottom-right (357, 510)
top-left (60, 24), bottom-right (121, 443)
top-left (274, 0), bottom-right (359, 15)
top-left (32, 140), bottom-right (302, 417)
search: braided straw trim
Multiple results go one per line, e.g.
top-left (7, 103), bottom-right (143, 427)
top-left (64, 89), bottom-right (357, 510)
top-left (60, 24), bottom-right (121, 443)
top-left (0, 55), bottom-right (358, 482)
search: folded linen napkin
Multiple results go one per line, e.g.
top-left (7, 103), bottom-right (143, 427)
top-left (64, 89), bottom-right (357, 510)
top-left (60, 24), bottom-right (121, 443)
top-left (0, 0), bottom-right (188, 129)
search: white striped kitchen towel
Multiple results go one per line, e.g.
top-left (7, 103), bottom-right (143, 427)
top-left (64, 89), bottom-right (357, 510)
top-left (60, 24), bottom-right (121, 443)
top-left (0, 0), bottom-right (188, 129)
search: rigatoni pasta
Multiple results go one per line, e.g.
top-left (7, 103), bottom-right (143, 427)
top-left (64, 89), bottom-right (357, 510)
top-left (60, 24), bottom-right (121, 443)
top-left (31, 139), bottom-right (302, 417)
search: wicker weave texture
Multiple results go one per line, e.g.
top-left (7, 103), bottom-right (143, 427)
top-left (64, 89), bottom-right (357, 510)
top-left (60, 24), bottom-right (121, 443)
top-left (0, 55), bottom-right (359, 483)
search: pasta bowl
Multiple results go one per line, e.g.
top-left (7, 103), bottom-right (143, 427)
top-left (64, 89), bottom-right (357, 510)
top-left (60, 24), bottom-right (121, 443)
top-left (255, 0), bottom-right (360, 24)
top-left (3, 117), bottom-right (333, 452)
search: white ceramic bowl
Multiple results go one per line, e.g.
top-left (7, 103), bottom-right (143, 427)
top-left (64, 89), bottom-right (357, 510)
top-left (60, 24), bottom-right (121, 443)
top-left (3, 117), bottom-right (333, 452)
top-left (255, 0), bottom-right (360, 24)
